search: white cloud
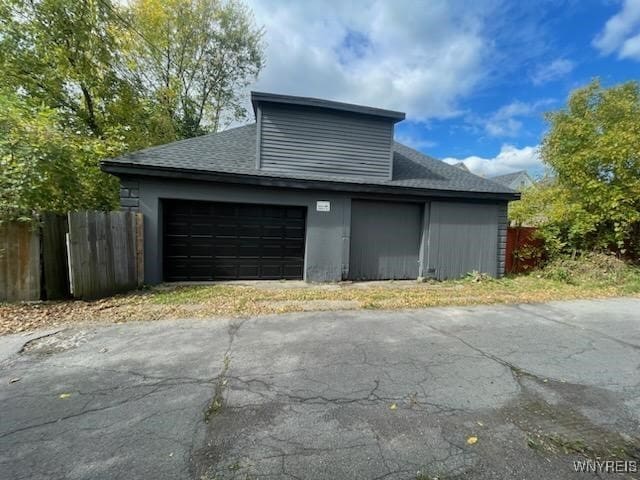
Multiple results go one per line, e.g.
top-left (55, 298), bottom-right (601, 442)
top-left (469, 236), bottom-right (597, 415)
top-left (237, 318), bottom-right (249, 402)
top-left (442, 144), bottom-right (541, 177)
top-left (475, 99), bottom-right (554, 138)
top-left (620, 32), bottom-right (640, 59)
top-left (593, 0), bottom-right (640, 60)
top-left (531, 58), bottom-right (575, 85)
top-left (245, 0), bottom-right (500, 120)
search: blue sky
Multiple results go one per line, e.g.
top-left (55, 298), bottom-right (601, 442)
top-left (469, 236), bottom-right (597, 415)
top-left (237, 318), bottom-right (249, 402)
top-left (245, 0), bottom-right (640, 177)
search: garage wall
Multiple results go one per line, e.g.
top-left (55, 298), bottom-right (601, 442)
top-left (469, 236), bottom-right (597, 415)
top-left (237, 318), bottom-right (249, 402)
top-left (425, 202), bottom-right (501, 280)
top-left (129, 177), bottom-right (509, 284)
top-left (136, 178), bottom-right (350, 283)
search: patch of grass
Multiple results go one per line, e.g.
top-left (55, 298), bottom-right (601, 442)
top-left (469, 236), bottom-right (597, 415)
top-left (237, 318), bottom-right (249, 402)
top-left (145, 272), bottom-right (637, 317)
top-left (1, 255), bottom-right (639, 335)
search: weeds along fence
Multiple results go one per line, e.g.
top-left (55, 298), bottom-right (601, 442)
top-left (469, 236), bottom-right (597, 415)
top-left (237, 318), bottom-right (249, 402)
top-left (0, 211), bottom-right (143, 302)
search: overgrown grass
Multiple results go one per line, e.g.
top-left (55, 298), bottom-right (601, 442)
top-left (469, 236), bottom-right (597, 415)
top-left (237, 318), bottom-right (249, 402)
top-left (149, 258), bottom-right (640, 315)
top-left (2, 253), bottom-right (639, 335)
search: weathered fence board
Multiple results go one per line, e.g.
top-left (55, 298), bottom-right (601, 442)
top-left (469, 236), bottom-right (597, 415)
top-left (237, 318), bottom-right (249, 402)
top-left (67, 211), bottom-right (141, 300)
top-left (0, 222), bottom-right (40, 302)
top-left (41, 213), bottom-right (70, 300)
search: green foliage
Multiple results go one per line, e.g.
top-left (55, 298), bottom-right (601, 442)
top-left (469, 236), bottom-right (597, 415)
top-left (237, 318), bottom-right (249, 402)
top-left (0, 90), bottom-right (125, 221)
top-left (0, 0), bottom-right (264, 221)
top-left (0, 0), bottom-right (134, 139)
top-left (511, 80), bottom-right (640, 258)
top-left (124, 0), bottom-right (264, 137)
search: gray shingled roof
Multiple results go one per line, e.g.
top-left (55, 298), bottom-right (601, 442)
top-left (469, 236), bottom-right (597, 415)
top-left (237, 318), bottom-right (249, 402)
top-left (102, 124), bottom-right (516, 196)
top-left (490, 171), bottom-right (528, 186)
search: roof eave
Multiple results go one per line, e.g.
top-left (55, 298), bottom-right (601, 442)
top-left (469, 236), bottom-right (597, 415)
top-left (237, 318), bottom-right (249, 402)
top-left (250, 91), bottom-right (406, 122)
top-left (101, 161), bottom-right (520, 202)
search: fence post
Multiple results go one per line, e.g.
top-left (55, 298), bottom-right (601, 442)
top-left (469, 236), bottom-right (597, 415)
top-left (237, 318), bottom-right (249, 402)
top-left (135, 213), bottom-right (144, 287)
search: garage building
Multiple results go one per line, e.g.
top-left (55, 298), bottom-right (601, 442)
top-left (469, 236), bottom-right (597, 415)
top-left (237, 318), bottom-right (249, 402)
top-left (101, 92), bottom-right (519, 283)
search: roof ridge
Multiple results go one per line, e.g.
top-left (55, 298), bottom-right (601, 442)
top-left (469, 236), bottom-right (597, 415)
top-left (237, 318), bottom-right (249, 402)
top-left (492, 170), bottom-right (527, 178)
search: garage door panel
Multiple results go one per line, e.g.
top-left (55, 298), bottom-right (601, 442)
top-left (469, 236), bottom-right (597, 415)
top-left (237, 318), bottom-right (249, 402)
top-left (237, 244), bottom-right (261, 258)
top-left (286, 208), bottom-right (305, 219)
top-left (285, 226), bottom-right (305, 238)
top-left (283, 264), bottom-right (304, 278)
top-left (163, 200), bottom-right (306, 281)
top-left (190, 223), bottom-right (214, 235)
top-left (237, 224), bottom-right (262, 237)
top-left (349, 200), bottom-right (422, 280)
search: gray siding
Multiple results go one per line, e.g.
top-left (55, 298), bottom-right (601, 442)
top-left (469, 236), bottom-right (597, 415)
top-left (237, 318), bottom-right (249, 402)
top-left (497, 203), bottom-right (508, 277)
top-left (348, 200), bottom-right (422, 280)
top-left (426, 202), bottom-right (499, 280)
top-left (259, 104), bottom-right (394, 179)
top-left (125, 176), bottom-right (509, 284)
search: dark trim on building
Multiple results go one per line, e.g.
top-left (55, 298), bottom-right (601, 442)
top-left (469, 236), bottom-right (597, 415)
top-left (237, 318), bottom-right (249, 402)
top-left (255, 105), bottom-right (263, 169)
top-left (102, 162), bottom-right (520, 202)
top-left (251, 91), bottom-right (406, 122)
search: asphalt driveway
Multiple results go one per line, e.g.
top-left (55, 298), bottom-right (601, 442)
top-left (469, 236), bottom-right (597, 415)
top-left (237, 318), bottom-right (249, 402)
top-left (1, 298), bottom-right (639, 479)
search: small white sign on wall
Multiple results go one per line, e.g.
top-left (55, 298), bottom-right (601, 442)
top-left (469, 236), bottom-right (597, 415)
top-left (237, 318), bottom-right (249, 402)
top-left (316, 201), bottom-right (331, 212)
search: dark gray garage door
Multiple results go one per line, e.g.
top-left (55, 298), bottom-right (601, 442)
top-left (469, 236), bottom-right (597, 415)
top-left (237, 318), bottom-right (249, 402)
top-left (348, 200), bottom-right (422, 280)
top-left (163, 200), bottom-right (306, 281)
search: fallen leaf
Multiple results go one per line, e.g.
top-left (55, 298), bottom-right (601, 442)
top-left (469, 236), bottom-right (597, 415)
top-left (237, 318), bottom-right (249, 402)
top-left (9, 377), bottom-right (20, 383)
top-left (59, 393), bottom-right (72, 399)
top-left (389, 403), bottom-right (397, 410)
top-left (466, 436), bottom-right (478, 445)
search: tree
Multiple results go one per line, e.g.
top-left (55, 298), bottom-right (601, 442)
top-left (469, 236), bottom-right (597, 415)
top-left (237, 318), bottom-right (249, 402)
top-left (1, 0), bottom-right (126, 136)
top-left (123, 0), bottom-right (264, 138)
top-left (0, 90), bottom-right (125, 221)
top-left (0, 0), bottom-right (264, 220)
top-left (512, 80), bottom-right (640, 257)
top-left (1, 0), bottom-right (264, 142)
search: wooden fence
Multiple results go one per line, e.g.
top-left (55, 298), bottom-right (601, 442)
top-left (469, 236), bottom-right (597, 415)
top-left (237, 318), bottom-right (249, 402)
top-left (0, 222), bottom-right (41, 302)
top-left (0, 211), bottom-right (143, 302)
top-left (67, 211), bottom-right (143, 299)
top-left (505, 226), bottom-right (545, 274)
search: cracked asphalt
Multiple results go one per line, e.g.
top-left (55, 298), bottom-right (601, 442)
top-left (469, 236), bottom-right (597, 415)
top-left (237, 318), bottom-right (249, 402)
top-left (1, 298), bottom-right (639, 480)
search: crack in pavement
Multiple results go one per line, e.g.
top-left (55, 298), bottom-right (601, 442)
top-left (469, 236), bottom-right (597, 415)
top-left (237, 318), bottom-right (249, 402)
top-left (414, 315), bottom-right (560, 387)
top-left (203, 318), bottom-right (247, 422)
top-left (0, 382), bottom-right (174, 440)
top-left (513, 304), bottom-right (640, 351)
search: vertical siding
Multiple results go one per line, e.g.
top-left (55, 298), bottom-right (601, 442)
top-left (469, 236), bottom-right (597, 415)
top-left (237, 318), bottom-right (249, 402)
top-left (426, 202), bottom-right (499, 280)
top-left (497, 203), bottom-right (508, 277)
top-left (259, 104), bottom-right (394, 179)
top-left (348, 200), bottom-right (422, 280)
